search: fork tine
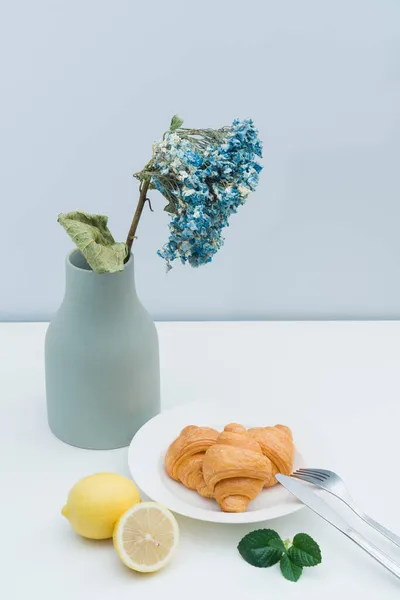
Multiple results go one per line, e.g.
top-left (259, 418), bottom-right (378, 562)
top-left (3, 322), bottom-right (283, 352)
top-left (296, 468), bottom-right (330, 480)
top-left (297, 467), bottom-right (330, 475)
top-left (295, 468), bottom-right (326, 478)
top-left (293, 470), bottom-right (325, 482)
top-left (291, 473), bottom-right (324, 485)
top-left (297, 468), bottom-right (328, 474)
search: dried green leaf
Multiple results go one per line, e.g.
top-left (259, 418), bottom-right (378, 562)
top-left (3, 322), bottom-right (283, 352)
top-left (164, 200), bottom-right (178, 215)
top-left (170, 114), bottom-right (184, 131)
top-left (58, 211), bottom-right (127, 274)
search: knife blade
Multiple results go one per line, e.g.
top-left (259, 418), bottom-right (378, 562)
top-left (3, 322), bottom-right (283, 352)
top-left (276, 473), bottom-right (400, 580)
top-left (276, 473), bottom-right (352, 534)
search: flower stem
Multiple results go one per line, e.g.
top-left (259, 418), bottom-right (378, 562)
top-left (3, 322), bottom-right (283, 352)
top-left (125, 177), bottom-right (151, 256)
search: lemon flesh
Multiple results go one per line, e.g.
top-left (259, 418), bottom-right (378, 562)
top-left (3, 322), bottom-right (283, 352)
top-left (62, 472), bottom-right (140, 539)
top-left (113, 502), bottom-right (179, 572)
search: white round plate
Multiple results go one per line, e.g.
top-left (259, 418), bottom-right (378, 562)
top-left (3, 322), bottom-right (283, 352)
top-left (128, 403), bottom-right (306, 524)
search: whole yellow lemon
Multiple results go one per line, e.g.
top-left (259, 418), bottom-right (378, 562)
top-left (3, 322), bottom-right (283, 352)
top-left (62, 472), bottom-right (140, 539)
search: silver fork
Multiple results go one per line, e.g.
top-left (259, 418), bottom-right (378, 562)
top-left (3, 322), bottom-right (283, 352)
top-left (292, 468), bottom-right (400, 549)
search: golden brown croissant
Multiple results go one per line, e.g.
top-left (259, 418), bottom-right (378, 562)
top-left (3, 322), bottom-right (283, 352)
top-left (202, 423), bottom-right (272, 512)
top-left (248, 425), bottom-right (295, 487)
top-left (165, 425), bottom-right (219, 498)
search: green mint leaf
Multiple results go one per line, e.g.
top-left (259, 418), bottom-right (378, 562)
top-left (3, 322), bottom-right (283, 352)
top-left (268, 537), bottom-right (287, 553)
top-left (58, 211), bottom-right (127, 274)
top-left (280, 554), bottom-right (303, 582)
top-left (289, 533), bottom-right (322, 567)
top-left (238, 529), bottom-right (283, 568)
top-left (170, 114), bottom-right (184, 131)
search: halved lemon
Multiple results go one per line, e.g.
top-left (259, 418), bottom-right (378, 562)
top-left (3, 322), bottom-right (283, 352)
top-left (113, 502), bottom-right (179, 572)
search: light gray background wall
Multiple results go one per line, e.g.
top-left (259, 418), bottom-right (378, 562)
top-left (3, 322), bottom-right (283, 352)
top-left (1, 0), bottom-right (399, 321)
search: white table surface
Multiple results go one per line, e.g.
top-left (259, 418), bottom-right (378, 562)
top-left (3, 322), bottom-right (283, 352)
top-left (4, 321), bottom-right (400, 599)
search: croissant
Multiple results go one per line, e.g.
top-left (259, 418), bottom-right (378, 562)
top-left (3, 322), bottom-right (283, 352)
top-left (248, 425), bottom-right (295, 487)
top-left (202, 423), bottom-right (272, 512)
top-left (165, 425), bottom-right (219, 498)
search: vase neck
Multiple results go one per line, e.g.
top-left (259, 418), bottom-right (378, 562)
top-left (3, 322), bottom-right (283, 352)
top-left (64, 251), bottom-right (137, 308)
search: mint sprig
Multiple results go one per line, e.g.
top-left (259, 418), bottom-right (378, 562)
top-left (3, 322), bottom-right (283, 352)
top-left (280, 553), bottom-right (303, 582)
top-left (238, 529), bottom-right (322, 582)
top-left (289, 533), bottom-right (322, 567)
top-left (237, 529), bottom-right (283, 567)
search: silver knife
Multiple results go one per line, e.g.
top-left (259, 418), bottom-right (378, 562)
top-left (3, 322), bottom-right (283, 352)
top-left (276, 474), bottom-right (400, 581)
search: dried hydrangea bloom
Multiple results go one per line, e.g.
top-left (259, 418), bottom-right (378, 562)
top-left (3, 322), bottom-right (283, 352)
top-left (138, 119), bottom-right (263, 268)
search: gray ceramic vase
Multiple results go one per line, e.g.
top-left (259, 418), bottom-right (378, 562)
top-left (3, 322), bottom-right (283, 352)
top-left (45, 250), bottom-right (160, 449)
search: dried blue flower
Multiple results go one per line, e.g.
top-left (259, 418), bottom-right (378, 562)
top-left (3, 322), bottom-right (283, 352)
top-left (136, 118), bottom-right (263, 268)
